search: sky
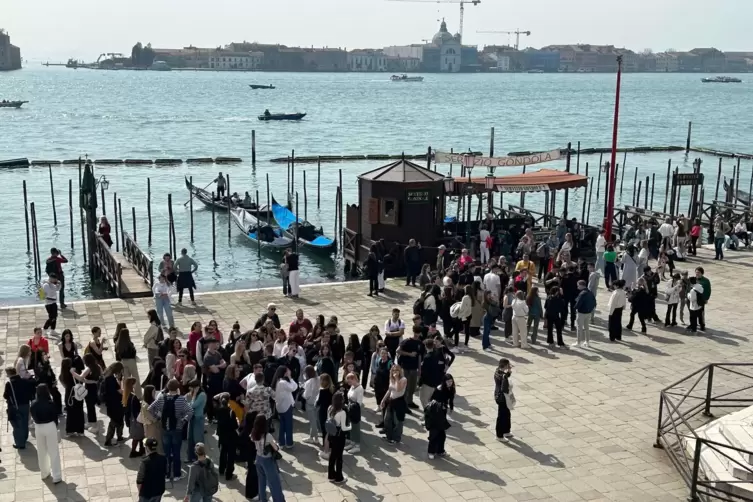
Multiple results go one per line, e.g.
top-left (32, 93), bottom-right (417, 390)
top-left (3, 0), bottom-right (752, 61)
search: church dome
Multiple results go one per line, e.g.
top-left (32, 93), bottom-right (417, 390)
top-left (432, 20), bottom-right (455, 45)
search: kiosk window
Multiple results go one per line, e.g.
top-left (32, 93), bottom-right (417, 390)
top-left (380, 198), bottom-right (398, 225)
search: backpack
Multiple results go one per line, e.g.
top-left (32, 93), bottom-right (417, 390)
top-left (155, 326), bottom-right (164, 344)
top-left (347, 400), bottom-right (361, 424)
top-left (449, 301), bottom-right (463, 319)
top-left (325, 414), bottom-right (340, 437)
top-left (696, 291), bottom-right (707, 307)
top-left (161, 395), bottom-right (179, 431)
top-left (200, 459), bottom-right (220, 496)
top-left (412, 296), bottom-right (425, 316)
top-left (45, 260), bottom-right (57, 276)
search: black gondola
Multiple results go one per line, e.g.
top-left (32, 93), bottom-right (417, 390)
top-left (185, 176), bottom-right (277, 217)
top-left (258, 112), bottom-right (306, 121)
top-left (723, 178), bottom-right (752, 206)
top-left (249, 84), bottom-right (275, 90)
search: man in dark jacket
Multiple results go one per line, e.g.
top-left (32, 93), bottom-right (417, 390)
top-left (4, 367), bottom-right (35, 449)
top-left (137, 437), bottom-right (166, 501)
top-left (418, 340), bottom-right (446, 409)
top-left (404, 239), bottom-right (422, 286)
top-left (640, 266), bottom-right (662, 322)
top-left (544, 287), bottom-right (567, 348)
top-left (253, 303), bottom-right (281, 330)
top-left (561, 267), bottom-right (579, 331)
top-left (574, 280), bottom-right (596, 349)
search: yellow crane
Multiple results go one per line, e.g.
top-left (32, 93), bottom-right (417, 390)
top-left (477, 29), bottom-right (531, 50)
top-left (387, 0), bottom-right (481, 43)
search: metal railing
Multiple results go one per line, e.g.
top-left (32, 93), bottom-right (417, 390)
top-left (654, 363), bottom-right (753, 502)
top-left (123, 232), bottom-right (154, 288)
top-left (92, 235), bottom-right (122, 297)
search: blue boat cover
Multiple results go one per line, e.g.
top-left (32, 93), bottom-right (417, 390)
top-left (444, 216), bottom-right (457, 223)
top-left (309, 235), bottom-right (335, 247)
top-left (271, 201), bottom-right (297, 231)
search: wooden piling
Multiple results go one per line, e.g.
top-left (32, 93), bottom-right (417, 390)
top-left (303, 171), bottom-right (308, 221)
top-left (636, 180), bottom-right (642, 208)
top-left (227, 175), bottom-right (231, 241)
top-left (489, 127), bottom-right (495, 157)
top-left (317, 157), bottom-right (321, 209)
top-left (644, 176), bottom-right (649, 209)
top-left (254, 191), bottom-right (260, 258)
top-left (48, 165), bottom-right (58, 226)
top-left (685, 121), bottom-right (692, 153)
top-left (603, 162), bottom-right (610, 219)
top-left (632, 165), bottom-right (639, 206)
top-left (749, 162), bottom-right (753, 203)
top-left (30, 202), bottom-right (39, 282)
top-left (338, 169), bottom-right (343, 245)
top-left (563, 142), bottom-right (571, 218)
top-left (736, 158), bottom-right (742, 200)
top-left (544, 190), bottom-right (550, 227)
top-left (295, 192), bottom-right (300, 253)
top-left (663, 160), bottom-right (671, 213)
top-left (520, 165), bottom-right (527, 208)
top-left (714, 158), bottom-right (722, 202)
top-left (266, 173), bottom-right (271, 226)
top-left (22, 180), bottom-right (30, 252)
top-left (650, 173), bottom-right (656, 210)
top-left (426, 146), bottom-right (432, 171)
top-left (148, 178), bottom-right (153, 245)
top-left (251, 129), bottom-right (256, 165)
top-left (68, 179), bottom-right (74, 248)
top-left (551, 190), bottom-right (557, 225)
top-left (619, 154), bottom-right (627, 201)
top-left (118, 198), bottom-right (124, 252)
top-left (286, 157), bottom-right (290, 203)
top-left (596, 160), bottom-right (602, 199)
top-left (132, 207), bottom-right (137, 242)
top-left (188, 176), bottom-right (193, 243)
top-left (100, 183), bottom-right (105, 216)
top-left (291, 150), bottom-right (296, 206)
top-left (673, 167), bottom-right (680, 215)
top-left (113, 192), bottom-right (119, 252)
top-left (580, 177), bottom-right (587, 223)
top-left (575, 141), bottom-right (580, 174)
top-left (167, 194), bottom-right (174, 257)
top-left (212, 191), bottom-right (217, 263)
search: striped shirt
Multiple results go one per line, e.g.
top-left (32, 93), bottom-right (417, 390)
top-left (148, 392), bottom-right (193, 426)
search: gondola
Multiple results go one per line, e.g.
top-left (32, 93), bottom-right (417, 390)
top-left (258, 112), bottom-right (306, 121)
top-left (231, 208), bottom-right (293, 250)
top-left (0, 100), bottom-right (28, 109)
top-left (271, 198), bottom-right (337, 253)
top-left (249, 84), bottom-right (275, 89)
top-left (723, 178), bottom-right (752, 206)
top-left (184, 176), bottom-right (277, 216)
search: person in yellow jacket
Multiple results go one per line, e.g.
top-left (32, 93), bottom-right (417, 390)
top-left (515, 253), bottom-right (536, 290)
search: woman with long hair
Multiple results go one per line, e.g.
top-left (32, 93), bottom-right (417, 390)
top-left (139, 385), bottom-right (162, 454)
top-left (316, 373), bottom-right (335, 460)
top-left (215, 395), bottom-right (239, 481)
top-left (114, 328), bottom-right (142, 398)
top-left (494, 358), bottom-right (515, 440)
top-left (381, 364), bottom-right (407, 444)
top-left (251, 414), bottom-right (286, 502)
top-left (526, 286), bottom-right (543, 344)
top-left (186, 379), bottom-right (206, 462)
top-left (165, 338), bottom-right (182, 379)
top-left (85, 327), bottom-right (106, 370)
top-left (327, 391), bottom-right (351, 484)
top-left (59, 357), bottom-right (85, 436)
top-left (221, 364), bottom-right (246, 422)
top-left (315, 344), bottom-right (336, 384)
top-left (142, 359), bottom-right (167, 393)
top-left (58, 329), bottom-right (84, 372)
top-left (359, 326), bottom-right (382, 388)
top-left (81, 353), bottom-right (101, 431)
top-left (273, 365), bottom-right (298, 449)
top-left (143, 309), bottom-right (163, 370)
top-left (103, 361), bottom-right (125, 446)
top-left (30, 384), bottom-right (63, 483)
top-left (16, 345), bottom-right (33, 379)
top-left (122, 377), bottom-right (145, 458)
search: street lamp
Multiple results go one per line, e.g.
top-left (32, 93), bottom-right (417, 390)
top-left (96, 175), bottom-right (110, 191)
top-left (484, 173), bottom-right (496, 190)
top-left (443, 176), bottom-right (455, 194)
top-left (464, 164), bottom-right (475, 248)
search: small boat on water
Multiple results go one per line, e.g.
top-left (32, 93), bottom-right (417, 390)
top-left (249, 84), bottom-right (275, 89)
top-left (0, 100), bottom-right (28, 109)
top-left (231, 208), bottom-right (294, 250)
top-left (527, 69), bottom-right (544, 74)
top-left (184, 176), bottom-right (279, 216)
top-left (258, 110), bottom-right (306, 121)
top-left (390, 74), bottom-right (423, 82)
top-left (723, 178), bottom-right (752, 206)
top-left (271, 198), bottom-right (336, 253)
top-left (702, 76), bottom-right (742, 83)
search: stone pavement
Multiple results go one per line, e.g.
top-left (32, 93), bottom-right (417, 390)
top-left (0, 246), bottom-right (751, 502)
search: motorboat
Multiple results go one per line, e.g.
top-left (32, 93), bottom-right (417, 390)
top-left (527, 69), bottom-right (544, 73)
top-left (258, 110), bottom-right (306, 121)
top-left (390, 74), bottom-right (424, 82)
top-left (231, 208), bottom-right (293, 250)
top-left (0, 100), bottom-right (28, 108)
top-left (701, 76), bottom-right (742, 83)
top-left (249, 84), bottom-right (275, 89)
top-left (271, 198), bottom-right (336, 253)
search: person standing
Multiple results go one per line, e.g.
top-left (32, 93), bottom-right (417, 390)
top-left (510, 291), bottom-right (529, 349)
top-left (251, 415), bottom-right (286, 502)
top-left (404, 239), bottom-right (421, 286)
top-left (115, 328), bottom-right (142, 398)
top-left (186, 380), bottom-right (206, 462)
top-left (595, 229), bottom-right (607, 273)
top-left (41, 274), bottom-right (61, 335)
top-left (345, 372), bottom-right (363, 454)
top-left (366, 245), bottom-right (380, 297)
top-left (45, 248), bottom-right (68, 309)
top-left (695, 267), bottom-right (711, 331)
top-left (383, 309), bottom-right (405, 360)
top-left (381, 364), bottom-right (407, 445)
top-left (284, 249), bottom-right (301, 298)
top-left (273, 366), bottom-right (298, 449)
top-left (607, 280), bottom-right (627, 341)
top-left (664, 274), bottom-right (681, 327)
top-left (136, 437), bottom-right (166, 502)
top-left (175, 248), bottom-right (198, 306)
top-left (574, 280), bottom-right (596, 348)
top-left (479, 225), bottom-right (491, 264)
top-left (626, 278), bottom-right (650, 334)
top-left (60, 358), bottom-right (86, 436)
top-left (4, 367), bottom-right (34, 449)
top-left (149, 379), bottom-right (193, 481)
top-left (603, 244), bottom-right (619, 289)
top-left (326, 392), bottom-right (351, 484)
top-left (494, 358), bottom-right (515, 441)
top-left (158, 253), bottom-right (177, 284)
top-left (185, 442), bottom-right (220, 502)
top-left (481, 288), bottom-right (500, 351)
top-left (424, 387), bottom-right (451, 459)
top-left (103, 362), bottom-right (126, 446)
top-left (397, 326), bottom-right (423, 410)
top-left (152, 275), bottom-right (175, 329)
top-left (31, 384), bottom-right (62, 483)
top-left (144, 309), bottom-right (163, 370)
top-left (713, 216), bottom-right (731, 260)
top-left (690, 219), bottom-right (702, 256)
top-left (214, 172), bottom-right (227, 199)
top-left (98, 216), bottom-right (113, 248)
top-left (687, 277), bottom-right (705, 333)
top-left (526, 287), bottom-right (542, 344)
top-left (215, 396), bottom-right (239, 481)
top-left (418, 339), bottom-right (445, 408)
top-left (620, 245), bottom-right (639, 290)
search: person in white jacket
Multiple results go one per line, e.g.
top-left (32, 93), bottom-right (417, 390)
top-left (607, 280), bottom-right (627, 341)
top-left (454, 286), bottom-right (474, 351)
top-left (301, 366), bottom-right (320, 444)
top-left (664, 274), bottom-right (681, 327)
top-left (273, 367), bottom-right (298, 448)
top-left (686, 278), bottom-right (704, 333)
top-left (595, 230), bottom-right (607, 273)
top-left (510, 291), bottom-right (529, 349)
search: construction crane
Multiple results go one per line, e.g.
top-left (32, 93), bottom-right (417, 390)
top-left (477, 29), bottom-right (531, 50)
top-left (387, 0), bottom-right (481, 43)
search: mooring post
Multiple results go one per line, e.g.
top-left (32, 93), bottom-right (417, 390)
top-left (632, 165), bottom-right (639, 207)
top-left (650, 173), bottom-right (656, 211)
top-left (619, 154), bottom-right (627, 202)
top-left (118, 198), bottom-right (124, 253)
top-left (286, 156), bottom-right (290, 204)
top-left (254, 191), bottom-right (260, 259)
top-left (686, 121), bottom-right (692, 153)
top-left (644, 176), bottom-right (649, 210)
top-left (148, 178), bottom-right (153, 245)
top-left (132, 207), bottom-right (137, 242)
top-left (673, 167), bottom-right (680, 215)
top-left (188, 176), bottom-right (193, 243)
top-left (520, 165), bottom-right (528, 208)
top-left (291, 150), bottom-right (295, 206)
top-left (748, 162), bottom-right (753, 205)
top-left (68, 179), bottom-right (74, 248)
top-left (227, 175), bottom-right (231, 241)
top-left (736, 158), bottom-right (742, 204)
top-left (489, 127), bottom-right (495, 157)
top-left (212, 191), bottom-right (217, 263)
top-left (714, 158), bottom-right (722, 202)
top-left (338, 168), bottom-right (343, 244)
top-left (100, 182), bottom-right (105, 217)
top-left (563, 142), bottom-right (571, 219)
top-left (426, 146), bottom-right (432, 170)
top-left (113, 192), bottom-right (119, 252)
top-left (596, 160), bottom-right (602, 200)
top-left (663, 160), bottom-right (671, 213)
top-left (317, 157), bottom-right (321, 209)
top-left (266, 173), bottom-right (271, 225)
top-left (295, 192), bottom-right (300, 253)
top-left (580, 177), bottom-right (587, 223)
top-left (303, 171), bottom-right (308, 221)
top-left (30, 202), bottom-right (39, 282)
top-left (251, 129), bottom-right (256, 166)
top-left (636, 180), bottom-right (642, 208)
top-left (22, 180), bottom-right (30, 252)
top-left (167, 194), bottom-right (174, 257)
top-left (575, 141), bottom-right (580, 174)
top-left (586, 180), bottom-right (594, 226)
top-left (47, 165), bottom-right (58, 226)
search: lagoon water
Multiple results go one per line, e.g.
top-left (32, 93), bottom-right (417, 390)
top-left (0, 68), bottom-right (751, 302)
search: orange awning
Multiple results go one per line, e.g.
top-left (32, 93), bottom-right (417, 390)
top-left (452, 169), bottom-right (588, 194)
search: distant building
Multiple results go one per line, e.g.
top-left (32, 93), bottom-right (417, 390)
top-left (726, 52), bottom-right (753, 72)
top-left (524, 49), bottom-right (560, 72)
top-left (208, 51), bottom-right (263, 70)
top-left (673, 52), bottom-right (702, 72)
top-left (384, 55), bottom-right (421, 72)
top-left (655, 52), bottom-right (679, 72)
top-left (301, 48), bottom-right (347, 71)
top-left (689, 48), bottom-right (727, 72)
top-left (383, 20), bottom-right (476, 72)
top-left (0, 30), bottom-right (21, 71)
top-left (347, 50), bottom-right (386, 72)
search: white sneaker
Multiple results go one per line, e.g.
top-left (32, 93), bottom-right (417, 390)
top-left (428, 454), bottom-right (435, 459)
top-left (582, 342), bottom-right (590, 349)
top-left (482, 347), bottom-right (491, 352)
top-left (318, 451), bottom-right (330, 460)
top-left (503, 433), bottom-right (514, 439)
top-left (302, 437), bottom-right (317, 445)
top-left (348, 445), bottom-right (360, 454)
top-left (571, 342), bottom-right (581, 348)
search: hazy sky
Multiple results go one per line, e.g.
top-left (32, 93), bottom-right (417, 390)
top-left (4, 0), bottom-right (751, 61)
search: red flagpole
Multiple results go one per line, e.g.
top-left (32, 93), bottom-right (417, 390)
top-left (604, 55), bottom-right (623, 240)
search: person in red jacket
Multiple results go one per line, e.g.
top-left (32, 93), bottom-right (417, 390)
top-left (29, 327), bottom-right (50, 354)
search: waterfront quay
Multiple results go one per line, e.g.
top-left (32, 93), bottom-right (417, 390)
top-left (0, 245), bottom-right (750, 501)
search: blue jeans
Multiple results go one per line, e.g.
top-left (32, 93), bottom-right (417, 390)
top-left (715, 237), bottom-right (725, 259)
top-left (278, 406), bottom-right (294, 447)
top-left (187, 417), bottom-right (204, 462)
top-left (11, 403), bottom-right (30, 448)
top-left (482, 313), bottom-right (494, 349)
top-left (256, 455), bottom-right (286, 502)
top-left (162, 428), bottom-right (183, 478)
top-left (595, 251), bottom-right (605, 273)
top-left (154, 295), bottom-right (174, 328)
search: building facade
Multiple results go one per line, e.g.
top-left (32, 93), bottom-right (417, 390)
top-left (0, 30), bottom-right (22, 71)
top-left (347, 50), bottom-right (387, 71)
top-left (525, 49), bottom-right (560, 72)
top-left (208, 51), bottom-right (263, 69)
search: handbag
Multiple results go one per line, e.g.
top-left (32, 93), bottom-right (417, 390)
top-left (73, 382), bottom-right (88, 401)
top-left (263, 437), bottom-right (283, 461)
top-left (6, 380), bottom-right (19, 421)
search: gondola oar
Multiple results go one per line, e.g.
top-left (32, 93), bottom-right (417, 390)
top-left (184, 179), bottom-right (216, 206)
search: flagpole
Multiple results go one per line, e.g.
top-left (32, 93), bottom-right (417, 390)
top-left (604, 55), bottom-right (623, 239)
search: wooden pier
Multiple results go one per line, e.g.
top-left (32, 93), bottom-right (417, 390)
top-left (91, 233), bottom-right (152, 299)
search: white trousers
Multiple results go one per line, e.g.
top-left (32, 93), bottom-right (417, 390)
top-left (511, 317), bottom-right (529, 348)
top-left (377, 270), bottom-right (385, 289)
top-left (480, 243), bottom-right (490, 264)
top-left (289, 270), bottom-right (301, 296)
top-left (36, 422), bottom-right (62, 482)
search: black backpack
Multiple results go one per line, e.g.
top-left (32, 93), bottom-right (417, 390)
top-left (413, 295), bottom-right (425, 316)
top-left (162, 395), bottom-right (178, 431)
top-left (45, 260), bottom-right (57, 276)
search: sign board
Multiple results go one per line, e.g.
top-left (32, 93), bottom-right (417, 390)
top-left (495, 184), bottom-right (550, 193)
top-left (674, 173), bottom-right (704, 187)
top-left (406, 190), bottom-right (430, 203)
top-left (435, 148), bottom-right (562, 168)
top-left (367, 198), bottom-right (380, 224)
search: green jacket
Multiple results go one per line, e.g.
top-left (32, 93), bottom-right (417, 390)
top-left (697, 276), bottom-right (711, 302)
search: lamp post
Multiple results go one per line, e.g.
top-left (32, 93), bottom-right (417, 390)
top-left (463, 156), bottom-right (475, 248)
top-left (604, 55), bottom-right (623, 241)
